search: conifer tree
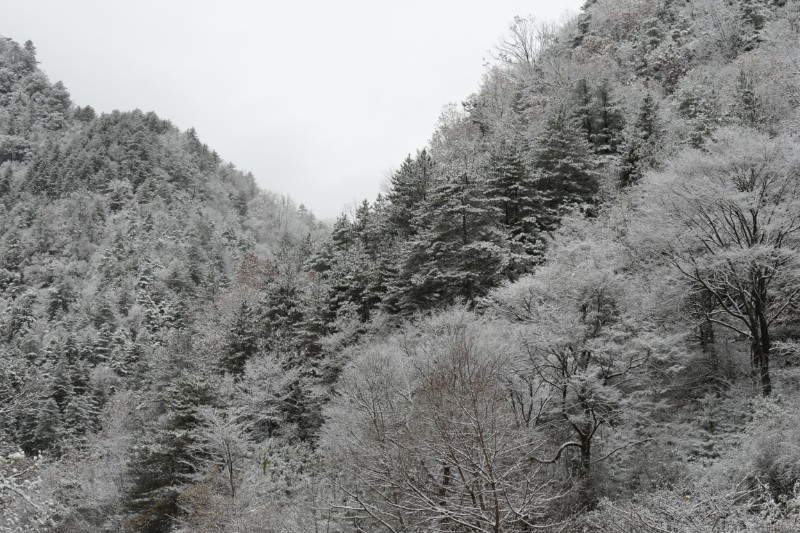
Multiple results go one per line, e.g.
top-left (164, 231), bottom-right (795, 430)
top-left (125, 374), bottom-right (217, 533)
top-left (221, 301), bottom-right (257, 376)
top-left (574, 79), bottom-right (595, 145)
top-left (397, 170), bottom-right (519, 312)
top-left (330, 213), bottom-right (353, 250)
top-left (590, 80), bottom-right (625, 156)
top-left (385, 149), bottom-right (434, 238)
top-left (486, 141), bottom-right (543, 256)
top-left (733, 70), bottom-right (762, 128)
top-left (63, 391), bottom-right (99, 442)
top-left (740, 0), bottom-right (769, 50)
top-left (50, 359), bottom-right (73, 411)
top-left (620, 93), bottom-right (661, 188)
top-left (92, 325), bottom-right (113, 365)
top-left (533, 107), bottom-right (598, 231)
top-left (32, 398), bottom-right (62, 453)
top-left (0, 165), bottom-right (12, 197)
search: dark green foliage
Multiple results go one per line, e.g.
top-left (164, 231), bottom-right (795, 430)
top-left (125, 374), bottom-right (217, 533)
top-left (385, 149), bottom-right (434, 238)
top-left (733, 70), bottom-right (763, 128)
top-left (533, 107), bottom-right (598, 231)
top-left (396, 170), bottom-right (522, 312)
top-left (590, 80), bottom-right (625, 156)
top-left (620, 93), bottom-right (661, 188)
top-left (222, 301), bottom-right (258, 376)
top-left (486, 141), bottom-right (543, 255)
top-left (740, 0), bottom-right (769, 50)
top-left (573, 79), bottom-right (625, 157)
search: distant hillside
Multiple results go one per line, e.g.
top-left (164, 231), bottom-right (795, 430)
top-left (0, 35), bottom-right (330, 532)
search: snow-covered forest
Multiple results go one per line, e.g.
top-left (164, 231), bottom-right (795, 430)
top-left (3, 0), bottom-right (800, 531)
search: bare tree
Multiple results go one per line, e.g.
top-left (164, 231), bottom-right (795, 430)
top-left (636, 127), bottom-right (800, 396)
top-left (321, 311), bottom-right (560, 532)
top-left (494, 16), bottom-right (558, 71)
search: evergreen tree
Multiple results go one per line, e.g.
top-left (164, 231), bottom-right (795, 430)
top-left (50, 359), bottom-right (73, 411)
top-left (32, 398), bottom-right (62, 453)
top-left (125, 374), bottom-right (216, 533)
top-left (330, 213), bottom-right (353, 250)
top-left (574, 79), bottom-right (595, 145)
top-left (533, 107), bottom-right (598, 231)
top-left (385, 149), bottom-right (434, 238)
top-left (222, 301), bottom-right (258, 376)
top-left (0, 165), bottom-right (12, 197)
top-left (92, 325), bottom-right (113, 365)
top-left (590, 80), bottom-right (625, 156)
top-left (740, 0), bottom-right (769, 50)
top-left (620, 93), bottom-right (661, 188)
top-left (63, 391), bottom-right (99, 442)
top-left (62, 335), bottom-right (79, 364)
top-left (395, 170), bottom-right (520, 312)
top-left (572, 0), bottom-right (597, 47)
top-left (2, 228), bottom-right (23, 272)
top-left (486, 141), bottom-right (543, 256)
top-left (733, 70), bottom-right (762, 128)
top-left (47, 281), bottom-right (73, 320)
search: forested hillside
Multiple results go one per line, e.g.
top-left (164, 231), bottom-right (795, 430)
top-left (3, 0), bottom-right (800, 531)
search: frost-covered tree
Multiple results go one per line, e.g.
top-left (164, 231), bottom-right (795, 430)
top-left (322, 311), bottom-right (560, 531)
top-left (634, 128), bottom-right (800, 396)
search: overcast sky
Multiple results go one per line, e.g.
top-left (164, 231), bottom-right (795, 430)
top-left (6, 0), bottom-right (582, 219)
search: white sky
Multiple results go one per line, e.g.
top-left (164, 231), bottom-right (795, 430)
top-left (6, 0), bottom-right (582, 219)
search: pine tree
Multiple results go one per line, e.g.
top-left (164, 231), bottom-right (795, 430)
top-left (2, 228), bottom-right (23, 272)
top-left (63, 391), bottom-right (99, 442)
top-left (396, 170), bottom-right (521, 312)
top-left (47, 281), bottom-right (73, 320)
top-left (124, 374), bottom-right (216, 533)
top-left (92, 325), bottom-right (114, 365)
top-left (590, 80), bottom-right (625, 156)
top-left (330, 213), bottom-right (353, 250)
top-left (486, 141), bottom-right (543, 256)
top-left (62, 335), bottom-right (79, 364)
top-left (327, 240), bottom-right (376, 321)
top-left (573, 79), bottom-right (595, 145)
top-left (740, 0), bottom-right (769, 51)
top-left (620, 93), bottom-right (661, 188)
top-left (222, 301), bottom-right (258, 376)
top-left (92, 298), bottom-right (116, 330)
top-left (733, 70), bottom-right (762, 128)
top-left (572, 0), bottom-right (597, 47)
top-left (386, 150), bottom-right (434, 238)
top-left (295, 275), bottom-right (334, 358)
top-left (533, 107), bottom-right (598, 231)
top-left (32, 398), bottom-right (62, 453)
top-left (0, 165), bottom-right (12, 197)
top-left (50, 359), bottom-right (74, 411)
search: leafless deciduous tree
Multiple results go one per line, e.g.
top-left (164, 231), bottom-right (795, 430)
top-left (321, 311), bottom-right (561, 532)
top-left (495, 16), bottom-right (558, 71)
top-left (637, 128), bottom-right (800, 396)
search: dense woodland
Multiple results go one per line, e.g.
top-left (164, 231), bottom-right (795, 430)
top-left (2, 0), bottom-right (800, 531)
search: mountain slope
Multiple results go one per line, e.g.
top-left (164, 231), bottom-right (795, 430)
top-left (2, 1), bottom-right (800, 531)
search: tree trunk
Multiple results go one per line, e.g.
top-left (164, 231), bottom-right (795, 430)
top-left (751, 323), bottom-right (772, 397)
top-left (699, 318), bottom-right (718, 372)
